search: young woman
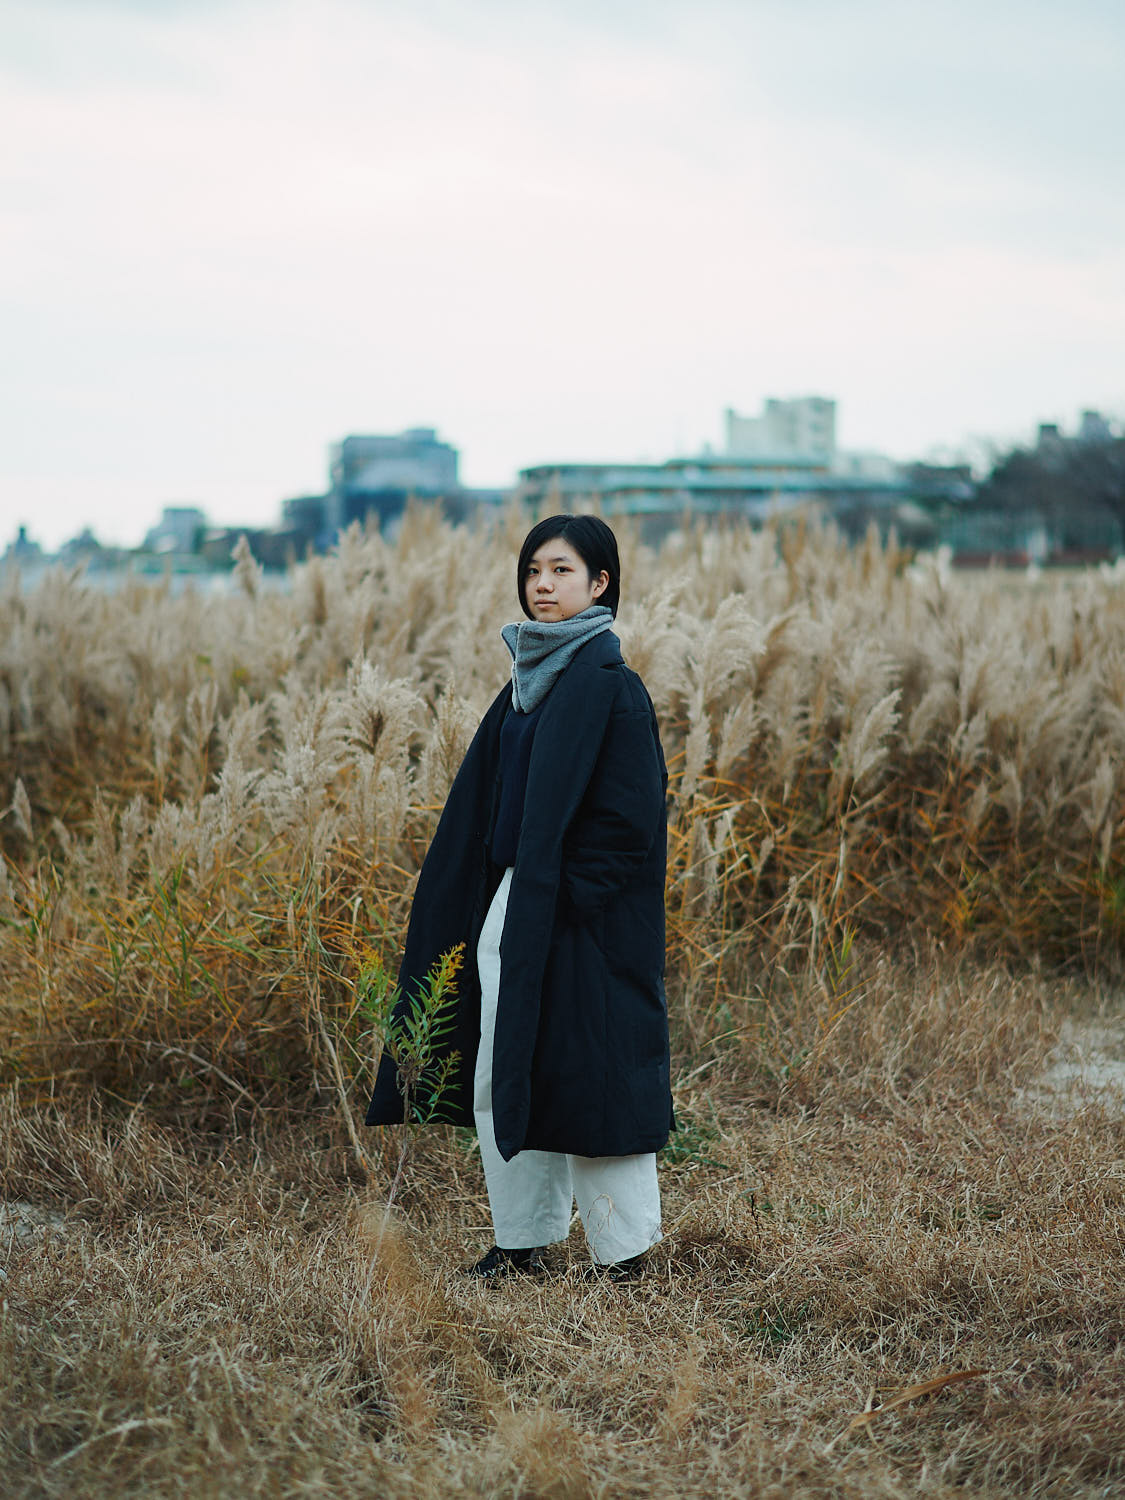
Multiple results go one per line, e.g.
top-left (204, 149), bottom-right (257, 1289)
top-left (365, 515), bottom-right (672, 1281)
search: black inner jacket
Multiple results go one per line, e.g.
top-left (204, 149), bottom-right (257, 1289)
top-left (363, 629), bottom-right (673, 1160)
top-left (489, 696), bottom-right (544, 868)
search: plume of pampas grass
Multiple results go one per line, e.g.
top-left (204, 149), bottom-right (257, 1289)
top-left (2, 513), bottom-right (1124, 1104)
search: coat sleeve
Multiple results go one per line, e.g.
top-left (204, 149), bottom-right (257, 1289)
top-left (561, 679), bottom-right (667, 918)
top-left (363, 686), bottom-right (508, 1128)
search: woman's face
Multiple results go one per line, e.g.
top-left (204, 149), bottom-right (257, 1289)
top-left (524, 536), bottom-right (609, 622)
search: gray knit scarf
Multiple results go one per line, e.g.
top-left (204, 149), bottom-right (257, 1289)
top-left (500, 605), bottom-right (614, 713)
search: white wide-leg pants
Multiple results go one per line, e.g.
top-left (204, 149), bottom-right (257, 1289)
top-left (473, 867), bottom-right (662, 1265)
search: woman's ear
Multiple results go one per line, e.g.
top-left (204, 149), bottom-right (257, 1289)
top-left (592, 570), bottom-right (609, 598)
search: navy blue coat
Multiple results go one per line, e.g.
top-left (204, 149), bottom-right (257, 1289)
top-left (363, 630), bottom-right (673, 1160)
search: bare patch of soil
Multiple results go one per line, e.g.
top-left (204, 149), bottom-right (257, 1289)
top-left (0, 1200), bottom-right (67, 1282)
top-left (0, 1199), bottom-right (67, 1244)
top-left (1017, 1016), bottom-right (1125, 1119)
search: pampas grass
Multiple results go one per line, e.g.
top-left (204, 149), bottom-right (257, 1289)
top-left (3, 511), bottom-right (1122, 1103)
top-left (2, 511), bottom-right (1124, 1495)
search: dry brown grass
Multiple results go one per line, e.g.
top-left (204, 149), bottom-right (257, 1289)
top-left (2, 957), bottom-right (1123, 1497)
top-left (2, 513), bottom-right (1125, 1494)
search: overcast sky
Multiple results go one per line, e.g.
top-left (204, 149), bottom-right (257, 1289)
top-left (3, 0), bottom-right (1123, 549)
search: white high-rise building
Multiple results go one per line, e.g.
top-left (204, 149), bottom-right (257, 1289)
top-left (725, 397), bottom-right (836, 463)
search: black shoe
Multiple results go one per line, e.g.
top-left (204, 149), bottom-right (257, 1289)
top-left (582, 1251), bottom-right (649, 1283)
top-left (465, 1244), bottom-right (549, 1281)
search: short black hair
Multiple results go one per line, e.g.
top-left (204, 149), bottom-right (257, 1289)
top-left (517, 514), bottom-right (622, 619)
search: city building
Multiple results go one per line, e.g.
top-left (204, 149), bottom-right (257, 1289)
top-left (517, 399), bottom-right (919, 541)
top-left (17, 401), bottom-right (1114, 578)
top-left (327, 428), bottom-right (460, 532)
top-left (725, 396), bottom-right (837, 464)
top-left (1078, 409), bottom-right (1114, 445)
top-left (1039, 409), bottom-right (1116, 453)
top-left (143, 507), bottom-right (207, 554)
top-left (517, 455), bottom-right (910, 542)
top-left (2, 525), bottom-right (44, 568)
top-left (56, 528), bottom-right (131, 571)
top-left (280, 495), bottom-right (330, 553)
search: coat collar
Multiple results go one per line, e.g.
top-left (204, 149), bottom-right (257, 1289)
top-left (564, 627), bottom-right (623, 671)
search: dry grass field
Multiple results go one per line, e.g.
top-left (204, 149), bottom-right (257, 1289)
top-left (2, 512), bottom-right (1124, 1496)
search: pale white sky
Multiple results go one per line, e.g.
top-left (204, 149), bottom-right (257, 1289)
top-left (3, 0), bottom-right (1123, 549)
